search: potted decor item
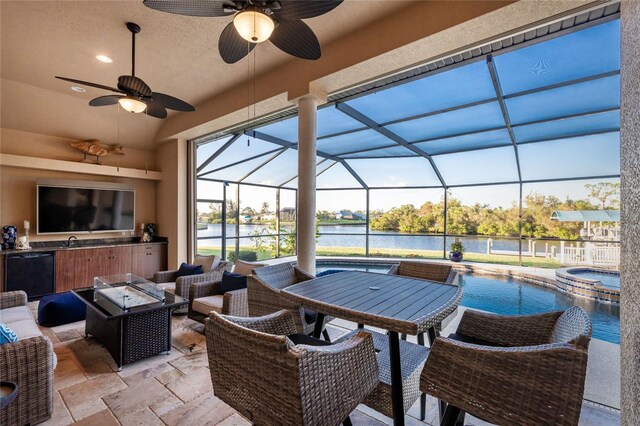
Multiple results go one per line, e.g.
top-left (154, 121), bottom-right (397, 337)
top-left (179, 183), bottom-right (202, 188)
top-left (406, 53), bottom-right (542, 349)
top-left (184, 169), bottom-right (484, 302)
top-left (450, 238), bottom-right (464, 262)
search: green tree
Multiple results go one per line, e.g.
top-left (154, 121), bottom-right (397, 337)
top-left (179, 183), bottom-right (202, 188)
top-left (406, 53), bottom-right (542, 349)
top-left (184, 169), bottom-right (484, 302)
top-left (585, 182), bottom-right (620, 209)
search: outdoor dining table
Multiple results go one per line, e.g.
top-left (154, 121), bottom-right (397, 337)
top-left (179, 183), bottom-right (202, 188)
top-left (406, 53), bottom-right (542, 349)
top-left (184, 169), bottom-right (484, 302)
top-left (281, 270), bottom-right (463, 426)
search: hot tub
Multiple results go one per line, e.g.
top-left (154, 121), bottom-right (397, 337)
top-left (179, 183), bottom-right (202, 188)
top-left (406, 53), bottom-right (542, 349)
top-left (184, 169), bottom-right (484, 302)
top-left (555, 267), bottom-right (620, 304)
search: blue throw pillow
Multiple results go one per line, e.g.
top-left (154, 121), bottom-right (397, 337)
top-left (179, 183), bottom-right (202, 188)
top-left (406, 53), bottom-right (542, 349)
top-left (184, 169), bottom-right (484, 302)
top-left (176, 263), bottom-right (203, 278)
top-left (0, 323), bottom-right (18, 344)
top-left (219, 271), bottom-right (247, 294)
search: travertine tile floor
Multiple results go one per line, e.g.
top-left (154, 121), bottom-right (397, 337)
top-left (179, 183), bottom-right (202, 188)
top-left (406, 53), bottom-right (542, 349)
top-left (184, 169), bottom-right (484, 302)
top-left (30, 303), bottom-right (620, 426)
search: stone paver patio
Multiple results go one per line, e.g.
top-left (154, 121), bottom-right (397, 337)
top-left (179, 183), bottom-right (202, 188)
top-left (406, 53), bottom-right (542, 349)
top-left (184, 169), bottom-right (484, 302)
top-left (31, 302), bottom-right (620, 426)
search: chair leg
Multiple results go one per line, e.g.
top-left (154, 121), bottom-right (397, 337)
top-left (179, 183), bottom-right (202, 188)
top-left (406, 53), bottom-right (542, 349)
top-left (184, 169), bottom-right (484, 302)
top-left (420, 393), bottom-right (426, 421)
top-left (322, 328), bottom-right (331, 342)
top-left (417, 332), bottom-right (425, 346)
top-left (357, 323), bottom-right (364, 329)
top-left (455, 410), bottom-right (466, 426)
top-left (401, 333), bottom-right (407, 341)
top-left (440, 404), bottom-right (462, 426)
top-left (343, 416), bottom-right (353, 426)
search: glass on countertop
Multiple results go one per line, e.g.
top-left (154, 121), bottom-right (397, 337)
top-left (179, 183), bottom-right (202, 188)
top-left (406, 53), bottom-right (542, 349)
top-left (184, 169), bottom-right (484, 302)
top-left (93, 273), bottom-right (165, 310)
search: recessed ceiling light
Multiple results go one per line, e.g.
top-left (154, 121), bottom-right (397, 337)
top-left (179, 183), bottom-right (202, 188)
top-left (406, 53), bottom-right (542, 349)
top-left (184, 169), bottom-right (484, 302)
top-left (71, 86), bottom-right (86, 92)
top-left (95, 55), bottom-right (113, 63)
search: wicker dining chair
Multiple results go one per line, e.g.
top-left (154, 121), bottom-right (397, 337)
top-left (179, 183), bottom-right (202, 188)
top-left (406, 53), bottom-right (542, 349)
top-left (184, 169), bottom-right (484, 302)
top-left (421, 306), bottom-right (592, 426)
top-left (335, 329), bottom-right (429, 420)
top-left (247, 263), bottom-right (332, 338)
top-left (388, 261), bottom-right (460, 335)
top-left (205, 310), bottom-right (379, 426)
top-left (154, 259), bottom-right (232, 301)
top-left (187, 280), bottom-right (248, 324)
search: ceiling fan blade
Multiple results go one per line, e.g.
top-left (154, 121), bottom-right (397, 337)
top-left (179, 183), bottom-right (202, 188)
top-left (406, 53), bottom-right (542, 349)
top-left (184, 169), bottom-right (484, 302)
top-left (144, 100), bottom-right (168, 119)
top-left (151, 92), bottom-right (195, 111)
top-left (117, 75), bottom-right (153, 97)
top-left (270, 20), bottom-right (321, 60)
top-left (89, 95), bottom-right (122, 107)
top-left (273, 0), bottom-right (343, 20)
top-left (218, 21), bottom-right (255, 64)
top-left (143, 0), bottom-right (237, 17)
top-left (55, 76), bottom-right (123, 93)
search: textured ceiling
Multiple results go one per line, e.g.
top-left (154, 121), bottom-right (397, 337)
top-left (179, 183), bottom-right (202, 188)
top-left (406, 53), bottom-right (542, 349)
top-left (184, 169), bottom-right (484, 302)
top-left (0, 0), bottom-right (408, 150)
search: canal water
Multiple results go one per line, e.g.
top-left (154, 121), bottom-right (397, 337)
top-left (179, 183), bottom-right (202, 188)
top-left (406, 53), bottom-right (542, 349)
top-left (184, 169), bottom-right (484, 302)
top-left (196, 223), bottom-right (573, 255)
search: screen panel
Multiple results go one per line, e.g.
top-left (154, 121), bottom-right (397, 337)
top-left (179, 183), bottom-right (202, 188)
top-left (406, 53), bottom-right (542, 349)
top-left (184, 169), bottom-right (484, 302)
top-left (519, 132), bottom-right (620, 180)
top-left (346, 157), bottom-right (442, 187)
top-left (513, 110), bottom-right (619, 143)
top-left (505, 75), bottom-right (620, 125)
top-left (494, 20), bottom-right (620, 95)
top-left (344, 60), bottom-right (496, 124)
top-left (385, 102), bottom-right (505, 142)
top-left (433, 146), bottom-right (519, 185)
top-left (413, 128), bottom-right (511, 155)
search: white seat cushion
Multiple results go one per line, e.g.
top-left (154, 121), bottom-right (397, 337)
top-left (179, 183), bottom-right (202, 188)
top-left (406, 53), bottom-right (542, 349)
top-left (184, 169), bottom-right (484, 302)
top-left (232, 260), bottom-right (267, 276)
top-left (192, 295), bottom-right (224, 315)
top-left (0, 306), bottom-right (33, 325)
top-left (193, 255), bottom-right (221, 273)
top-left (10, 319), bottom-right (43, 340)
top-left (157, 282), bottom-right (176, 294)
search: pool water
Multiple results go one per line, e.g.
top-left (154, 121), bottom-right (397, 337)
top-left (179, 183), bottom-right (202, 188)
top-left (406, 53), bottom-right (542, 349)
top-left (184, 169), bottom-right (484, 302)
top-left (315, 262), bottom-right (620, 344)
top-left (570, 271), bottom-right (620, 289)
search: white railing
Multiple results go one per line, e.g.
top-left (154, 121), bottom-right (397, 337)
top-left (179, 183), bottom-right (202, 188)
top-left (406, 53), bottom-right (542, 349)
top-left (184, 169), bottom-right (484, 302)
top-left (559, 242), bottom-right (620, 266)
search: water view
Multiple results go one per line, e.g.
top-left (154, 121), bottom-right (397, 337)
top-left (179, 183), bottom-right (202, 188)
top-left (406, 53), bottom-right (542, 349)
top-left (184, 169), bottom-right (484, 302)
top-left (197, 223), bottom-right (564, 254)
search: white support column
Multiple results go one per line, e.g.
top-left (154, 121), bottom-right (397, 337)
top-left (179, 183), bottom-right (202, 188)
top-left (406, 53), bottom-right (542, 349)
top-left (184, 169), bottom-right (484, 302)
top-left (297, 95), bottom-right (319, 275)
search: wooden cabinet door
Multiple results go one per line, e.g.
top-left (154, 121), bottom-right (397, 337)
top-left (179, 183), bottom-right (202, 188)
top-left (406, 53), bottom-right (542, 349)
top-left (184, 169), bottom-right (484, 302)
top-left (55, 248), bottom-right (98, 292)
top-left (131, 244), bottom-right (167, 280)
top-left (102, 246), bottom-right (132, 276)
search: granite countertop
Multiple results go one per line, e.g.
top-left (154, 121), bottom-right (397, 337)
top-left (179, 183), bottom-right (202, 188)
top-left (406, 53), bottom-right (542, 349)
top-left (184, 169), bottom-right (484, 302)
top-left (0, 237), bottom-right (167, 256)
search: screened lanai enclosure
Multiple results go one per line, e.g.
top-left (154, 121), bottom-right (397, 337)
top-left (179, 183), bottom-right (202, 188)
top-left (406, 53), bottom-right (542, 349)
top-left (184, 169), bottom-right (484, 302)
top-left (193, 14), bottom-right (621, 268)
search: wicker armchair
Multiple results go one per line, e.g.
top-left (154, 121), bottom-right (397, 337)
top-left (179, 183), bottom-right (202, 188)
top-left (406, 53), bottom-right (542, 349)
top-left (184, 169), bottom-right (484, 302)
top-left (154, 260), bottom-right (232, 300)
top-left (0, 291), bottom-right (55, 426)
top-left (247, 263), bottom-right (331, 337)
top-left (205, 310), bottom-right (379, 425)
top-left (421, 306), bottom-right (592, 426)
top-left (187, 279), bottom-right (248, 324)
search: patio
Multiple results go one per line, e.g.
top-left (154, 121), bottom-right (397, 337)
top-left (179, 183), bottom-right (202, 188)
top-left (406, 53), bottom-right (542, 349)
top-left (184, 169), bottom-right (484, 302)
top-left (32, 303), bottom-right (619, 426)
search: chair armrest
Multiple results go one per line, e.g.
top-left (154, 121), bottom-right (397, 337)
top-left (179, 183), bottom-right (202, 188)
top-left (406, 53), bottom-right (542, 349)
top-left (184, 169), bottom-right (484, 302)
top-left (154, 270), bottom-right (178, 283)
top-left (456, 309), bottom-right (563, 347)
top-left (297, 331), bottom-right (379, 423)
top-left (188, 280), bottom-right (222, 300)
top-left (222, 289), bottom-right (248, 317)
top-left (387, 264), bottom-right (400, 275)
top-left (421, 337), bottom-right (588, 426)
top-left (0, 335), bottom-right (55, 382)
top-left (248, 277), bottom-right (307, 333)
top-left (446, 270), bottom-right (460, 286)
top-left (294, 266), bottom-right (315, 282)
top-left (219, 309), bottom-right (298, 336)
top-left (0, 290), bottom-right (28, 309)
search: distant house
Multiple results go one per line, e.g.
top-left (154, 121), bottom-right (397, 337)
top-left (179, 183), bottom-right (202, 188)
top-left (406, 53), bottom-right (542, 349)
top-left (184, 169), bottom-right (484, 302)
top-left (335, 210), bottom-right (366, 220)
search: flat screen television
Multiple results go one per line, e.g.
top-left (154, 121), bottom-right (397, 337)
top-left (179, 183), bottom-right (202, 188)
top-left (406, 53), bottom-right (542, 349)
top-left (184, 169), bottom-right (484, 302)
top-left (37, 184), bottom-right (135, 234)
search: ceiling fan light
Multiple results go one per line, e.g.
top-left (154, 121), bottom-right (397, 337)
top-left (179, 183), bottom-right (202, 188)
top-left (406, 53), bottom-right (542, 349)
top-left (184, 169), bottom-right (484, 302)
top-left (118, 96), bottom-right (147, 113)
top-left (233, 8), bottom-right (274, 43)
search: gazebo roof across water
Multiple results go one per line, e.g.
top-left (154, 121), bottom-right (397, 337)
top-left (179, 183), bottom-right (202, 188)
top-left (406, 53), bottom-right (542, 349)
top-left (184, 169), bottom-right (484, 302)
top-left (551, 210), bottom-right (620, 222)
top-left (197, 17), bottom-right (621, 191)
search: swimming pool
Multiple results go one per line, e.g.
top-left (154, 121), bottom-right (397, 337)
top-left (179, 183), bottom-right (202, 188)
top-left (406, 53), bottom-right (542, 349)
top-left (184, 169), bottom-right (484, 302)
top-left (316, 261), bottom-right (620, 344)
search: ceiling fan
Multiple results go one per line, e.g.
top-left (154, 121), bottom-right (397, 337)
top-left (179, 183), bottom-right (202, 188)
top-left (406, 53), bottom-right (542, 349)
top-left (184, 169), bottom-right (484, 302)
top-left (55, 22), bottom-right (195, 119)
top-left (143, 0), bottom-right (343, 64)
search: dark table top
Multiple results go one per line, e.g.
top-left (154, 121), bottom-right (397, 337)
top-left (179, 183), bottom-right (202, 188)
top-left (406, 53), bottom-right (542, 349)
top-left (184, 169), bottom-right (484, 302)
top-left (282, 271), bottom-right (463, 335)
top-left (73, 284), bottom-right (187, 319)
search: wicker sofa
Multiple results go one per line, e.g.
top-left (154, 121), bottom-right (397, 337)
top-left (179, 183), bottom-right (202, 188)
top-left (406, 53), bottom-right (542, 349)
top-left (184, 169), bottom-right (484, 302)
top-left (0, 291), bottom-right (56, 426)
